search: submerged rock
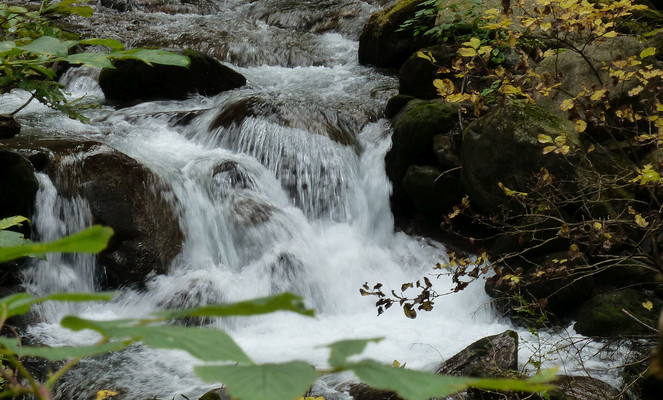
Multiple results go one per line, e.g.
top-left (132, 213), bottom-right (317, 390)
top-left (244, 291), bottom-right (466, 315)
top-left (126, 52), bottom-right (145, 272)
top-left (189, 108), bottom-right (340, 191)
top-left (436, 330), bottom-right (519, 377)
top-left (99, 49), bottom-right (246, 104)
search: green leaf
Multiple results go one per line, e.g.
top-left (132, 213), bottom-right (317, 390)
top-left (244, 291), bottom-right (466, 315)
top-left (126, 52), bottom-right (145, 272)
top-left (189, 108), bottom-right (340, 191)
top-left (0, 292), bottom-right (115, 318)
top-left (0, 41), bottom-right (16, 53)
top-left (0, 230), bottom-right (29, 248)
top-left (327, 338), bottom-right (382, 369)
top-left (43, 0), bottom-right (94, 17)
top-left (19, 36), bottom-right (77, 58)
top-left (0, 337), bottom-right (131, 361)
top-left (194, 362), bottom-right (318, 400)
top-left (113, 49), bottom-right (190, 67)
top-left (152, 292), bottom-right (314, 319)
top-left (66, 53), bottom-right (115, 68)
top-left (7, 6), bottom-right (28, 13)
top-left (349, 360), bottom-right (555, 400)
top-left (79, 38), bottom-right (125, 51)
top-left (0, 225), bottom-right (113, 263)
top-left (61, 317), bottom-right (252, 363)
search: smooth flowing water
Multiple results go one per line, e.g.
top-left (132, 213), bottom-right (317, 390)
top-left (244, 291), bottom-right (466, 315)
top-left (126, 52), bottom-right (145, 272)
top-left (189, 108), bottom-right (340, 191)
top-left (0, 1), bottom-right (621, 399)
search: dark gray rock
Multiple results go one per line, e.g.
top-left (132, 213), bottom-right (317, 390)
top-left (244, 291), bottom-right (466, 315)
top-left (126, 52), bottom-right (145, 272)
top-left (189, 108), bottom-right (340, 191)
top-left (436, 330), bottom-right (519, 377)
top-left (99, 49), bottom-right (246, 104)
top-left (0, 150), bottom-right (39, 223)
top-left (358, 0), bottom-right (437, 68)
top-left (0, 114), bottom-right (21, 138)
top-left (402, 165), bottom-right (460, 218)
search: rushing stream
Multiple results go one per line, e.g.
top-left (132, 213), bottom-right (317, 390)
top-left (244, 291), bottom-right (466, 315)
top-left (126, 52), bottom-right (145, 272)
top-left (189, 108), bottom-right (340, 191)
top-left (0, 1), bottom-right (625, 399)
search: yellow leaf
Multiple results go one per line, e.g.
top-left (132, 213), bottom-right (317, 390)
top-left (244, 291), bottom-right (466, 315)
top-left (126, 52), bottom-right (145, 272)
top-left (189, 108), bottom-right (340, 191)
top-left (560, 98), bottom-right (575, 111)
top-left (570, 243), bottom-right (580, 252)
top-left (574, 119), bottom-right (587, 132)
top-left (556, 145), bottom-right (570, 155)
top-left (466, 37), bottom-right (482, 49)
top-left (433, 79), bottom-right (455, 95)
top-left (587, 144), bottom-right (595, 153)
top-left (640, 47), bottom-right (656, 59)
top-left (642, 300), bottom-right (653, 311)
top-left (542, 145), bottom-right (557, 154)
top-left (593, 222), bottom-right (602, 230)
top-left (590, 89), bottom-right (607, 101)
top-left (538, 134), bottom-right (554, 144)
top-left (635, 214), bottom-right (649, 227)
top-left (392, 360), bottom-right (401, 368)
top-left (542, 49), bottom-right (556, 58)
top-left (97, 390), bottom-right (119, 400)
top-left (554, 135), bottom-right (567, 145)
top-left (628, 86), bottom-right (644, 96)
top-left (458, 47), bottom-right (477, 57)
top-left (603, 31), bottom-right (618, 38)
top-left (498, 182), bottom-right (528, 197)
top-left (415, 51), bottom-right (436, 64)
top-left (540, 22), bottom-right (552, 31)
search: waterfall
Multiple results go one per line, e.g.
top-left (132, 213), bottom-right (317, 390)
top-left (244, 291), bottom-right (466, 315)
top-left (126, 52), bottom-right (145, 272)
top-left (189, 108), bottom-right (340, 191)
top-left (0, 1), bottom-right (588, 399)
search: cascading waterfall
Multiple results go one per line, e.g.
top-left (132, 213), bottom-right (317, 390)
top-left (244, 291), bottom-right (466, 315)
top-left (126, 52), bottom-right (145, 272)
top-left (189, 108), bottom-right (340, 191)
top-left (0, 1), bottom-right (625, 399)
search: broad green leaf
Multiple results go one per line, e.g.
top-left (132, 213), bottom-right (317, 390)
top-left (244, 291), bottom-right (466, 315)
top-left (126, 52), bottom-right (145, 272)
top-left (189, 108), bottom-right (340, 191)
top-left (0, 292), bottom-right (115, 318)
top-left (0, 230), bottom-right (29, 248)
top-left (0, 41), bottom-right (16, 53)
top-left (19, 36), bottom-right (77, 58)
top-left (61, 317), bottom-right (252, 363)
top-left (153, 292), bottom-right (314, 319)
top-left (114, 49), bottom-right (190, 67)
top-left (7, 6), bottom-right (28, 13)
top-left (79, 38), bottom-right (125, 51)
top-left (195, 361), bottom-right (318, 400)
top-left (66, 53), bottom-right (115, 69)
top-left (0, 337), bottom-right (131, 360)
top-left (43, 0), bottom-right (94, 17)
top-left (0, 225), bottom-right (113, 263)
top-left (350, 360), bottom-right (555, 400)
top-left (327, 338), bottom-right (382, 369)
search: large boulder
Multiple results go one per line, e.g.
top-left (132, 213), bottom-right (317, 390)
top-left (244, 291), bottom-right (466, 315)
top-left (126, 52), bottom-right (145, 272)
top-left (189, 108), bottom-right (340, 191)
top-left (7, 138), bottom-right (183, 288)
top-left (461, 101), bottom-right (579, 215)
top-left (436, 330), bottom-right (519, 377)
top-left (99, 49), bottom-right (246, 104)
top-left (574, 288), bottom-right (661, 337)
top-left (358, 0), bottom-right (437, 68)
top-left (385, 99), bottom-right (458, 216)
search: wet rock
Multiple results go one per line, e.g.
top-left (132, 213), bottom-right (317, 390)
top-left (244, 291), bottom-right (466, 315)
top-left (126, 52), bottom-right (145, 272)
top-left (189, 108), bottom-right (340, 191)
top-left (399, 45), bottom-right (457, 99)
top-left (358, 0), bottom-right (437, 68)
top-left (346, 383), bottom-right (404, 400)
top-left (461, 101), bottom-right (579, 214)
top-left (402, 165), bottom-right (460, 218)
top-left (6, 138), bottom-right (183, 288)
top-left (0, 114), bottom-right (21, 138)
top-left (0, 150), bottom-right (39, 223)
top-left (99, 49), bottom-right (246, 104)
top-left (385, 99), bottom-right (458, 216)
top-left (99, 0), bottom-right (137, 12)
top-left (436, 330), bottom-right (519, 377)
top-left (199, 388), bottom-right (231, 400)
top-left (574, 288), bottom-right (661, 337)
top-left (132, 0), bottom-right (220, 15)
top-left (549, 375), bottom-right (622, 400)
top-left (384, 94), bottom-right (415, 119)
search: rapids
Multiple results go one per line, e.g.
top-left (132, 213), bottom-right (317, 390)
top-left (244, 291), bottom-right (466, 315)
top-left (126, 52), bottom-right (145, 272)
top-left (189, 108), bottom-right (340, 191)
top-left (0, 1), bottom-right (623, 398)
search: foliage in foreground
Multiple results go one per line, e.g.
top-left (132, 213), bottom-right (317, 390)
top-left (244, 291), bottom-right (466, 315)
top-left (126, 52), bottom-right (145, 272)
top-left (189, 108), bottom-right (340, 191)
top-left (0, 0), bottom-right (189, 122)
top-left (0, 215), bottom-right (556, 399)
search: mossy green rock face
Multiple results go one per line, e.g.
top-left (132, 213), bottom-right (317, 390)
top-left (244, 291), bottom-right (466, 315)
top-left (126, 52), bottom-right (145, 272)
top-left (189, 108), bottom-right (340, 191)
top-left (99, 49), bottom-right (246, 104)
top-left (462, 101), bottom-right (579, 214)
top-left (358, 0), bottom-right (436, 68)
top-left (385, 99), bottom-right (458, 215)
top-left (574, 288), bottom-right (660, 336)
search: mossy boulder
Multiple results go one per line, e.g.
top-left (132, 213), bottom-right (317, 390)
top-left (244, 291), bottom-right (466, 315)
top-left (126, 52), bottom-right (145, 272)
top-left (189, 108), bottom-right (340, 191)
top-left (385, 94), bottom-right (416, 119)
top-left (385, 99), bottom-right (458, 215)
top-left (99, 49), bottom-right (246, 104)
top-left (358, 0), bottom-right (437, 68)
top-left (402, 165), bottom-right (461, 218)
top-left (574, 288), bottom-right (661, 336)
top-left (461, 101), bottom-right (579, 214)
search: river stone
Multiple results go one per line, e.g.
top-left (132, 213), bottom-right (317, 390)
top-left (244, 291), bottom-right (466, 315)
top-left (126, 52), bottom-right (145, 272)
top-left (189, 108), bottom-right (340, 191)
top-left (574, 288), bottom-right (661, 337)
top-left (7, 138), bottom-right (183, 288)
top-left (0, 114), bottom-right (21, 138)
top-left (385, 99), bottom-right (458, 216)
top-left (435, 330), bottom-right (519, 377)
top-left (358, 0), bottom-right (437, 68)
top-left (99, 49), bottom-right (246, 104)
top-left (461, 101), bottom-right (579, 215)
top-left (0, 150), bottom-right (39, 223)
top-left (549, 375), bottom-right (622, 400)
top-left (402, 165), bottom-right (461, 218)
